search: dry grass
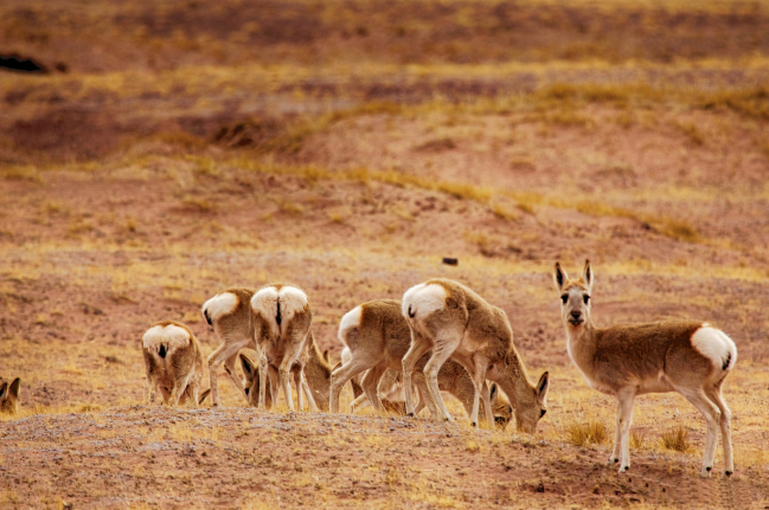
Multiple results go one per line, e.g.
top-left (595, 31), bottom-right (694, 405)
top-left (659, 426), bottom-right (696, 454)
top-left (564, 419), bottom-right (610, 447)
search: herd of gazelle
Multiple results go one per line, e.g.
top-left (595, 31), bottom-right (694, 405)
top-left (2, 261), bottom-right (734, 478)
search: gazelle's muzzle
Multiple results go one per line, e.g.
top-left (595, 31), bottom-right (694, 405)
top-left (568, 311), bottom-right (584, 326)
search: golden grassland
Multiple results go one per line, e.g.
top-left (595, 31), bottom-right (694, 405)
top-left (2, 0), bottom-right (769, 507)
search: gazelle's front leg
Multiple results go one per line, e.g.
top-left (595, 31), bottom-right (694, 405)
top-left (467, 355), bottom-right (491, 428)
top-left (614, 389), bottom-right (636, 473)
top-left (299, 369), bottom-right (319, 412)
top-left (481, 381), bottom-right (494, 430)
top-left (401, 330), bottom-right (432, 416)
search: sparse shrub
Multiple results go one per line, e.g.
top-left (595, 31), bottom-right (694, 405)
top-left (565, 419), bottom-right (608, 447)
top-left (181, 196), bottom-right (216, 213)
top-left (674, 120), bottom-right (705, 146)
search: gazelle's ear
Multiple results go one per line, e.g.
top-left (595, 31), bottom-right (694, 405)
top-left (489, 383), bottom-right (498, 402)
top-left (239, 354), bottom-right (256, 381)
top-left (536, 371), bottom-right (550, 402)
top-left (8, 378), bottom-right (20, 398)
top-left (583, 259), bottom-right (593, 292)
top-left (0, 382), bottom-right (7, 400)
top-left (554, 262), bottom-right (568, 291)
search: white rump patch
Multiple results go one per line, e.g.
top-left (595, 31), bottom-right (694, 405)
top-left (251, 286), bottom-right (280, 321)
top-left (202, 292), bottom-right (239, 323)
top-left (338, 306), bottom-right (362, 347)
top-left (341, 346), bottom-right (352, 365)
top-left (691, 326), bottom-right (737, 371)
top-left (251, 285), bottom-right (309, 337)
top-left (278, 285), bottom-right (309, 324)
top-left (142, 324), bottom-right (190, 354)
top-left (402, 282), bottom-right (447, 320)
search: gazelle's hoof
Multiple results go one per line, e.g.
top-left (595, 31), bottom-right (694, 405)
top-left (471, 422), bottom-right (477, 427)
top-left (700, 466), bottom-right (712, 478)
top-left (618, 465), bottom-right (630, 473)
top-left (724, 470), bottom-right (733, 477)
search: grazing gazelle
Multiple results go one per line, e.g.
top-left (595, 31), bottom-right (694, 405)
top-left (330, 299), bottom-right (513, 429)
top-left (401, 280), bottom-right (550, 432)
top-left (203, 284), bottom-right (318, 411)
top-left (554, 260), bottom-right (737, 477)
top-left (0, 377), bottom-right (21, 415)
top-left (142, 321), bottom-right (205, 406)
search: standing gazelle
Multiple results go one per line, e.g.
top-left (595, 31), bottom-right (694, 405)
top-left (554, 260), bottom-right (736, 477)
top-left (401, 279), bottom-right (550, 432)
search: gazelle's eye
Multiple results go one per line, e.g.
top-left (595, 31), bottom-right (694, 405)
top-left (583, 294), bottom-right (590, 305)
top-left (561, 294), bottom-right (568, 304)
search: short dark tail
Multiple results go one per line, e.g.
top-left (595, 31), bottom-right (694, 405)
top-left (203, 308), bottom-right (212, 326)
top-left (158, 344), bottom-right (167, 359)
top-left (722, 351), bottom-right (732, 371)
top-left (408, 304), bottom-right (415, 319)
top-left (276, 299), bottom-right (282, 326)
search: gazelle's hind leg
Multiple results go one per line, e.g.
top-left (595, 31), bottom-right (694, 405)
top-left (401, 330), bottom-right (432, 416)
top-left (330, 355), bottom-right (376, 413)
top-left (423, 333), bottom-right (461, 423)
top-left (705, 383), bottom-right (734, 475)
top-left (223, 352), bottom-right (247, 403)
top-left (207, 339), bottom-right (247, 406)
top-left (360, 364), bottom-right (387, 413)
top-left (677, 385), bottom-right (721, 477)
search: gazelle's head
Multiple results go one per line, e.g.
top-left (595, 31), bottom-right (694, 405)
top-left (554, 260), bottom-right (593, 330)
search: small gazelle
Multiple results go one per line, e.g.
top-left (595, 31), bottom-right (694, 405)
top-left (554, 260), bottom-right (736, 477)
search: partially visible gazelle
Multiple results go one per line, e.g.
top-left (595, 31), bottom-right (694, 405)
top-left (330, 299), bottom-right (513, 429)
top-left (142, 321), bottom-right (205, 406)
top-left (203, 284), bottom-right (318, 411)
top-left (0, 377), bottom-right (21, 415)
top-left (401, 279), bottom-right (550, 432)
top-left (554, 260), bottom-right (737, 477)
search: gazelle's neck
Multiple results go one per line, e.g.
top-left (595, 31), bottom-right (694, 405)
top-left (564, 319), bottom-right (596, 365)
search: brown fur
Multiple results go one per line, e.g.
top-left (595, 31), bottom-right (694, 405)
top-left (141, 321), bottom-right (205, 407)
top-left (402, 279), bottom-right (549, 432)
top-left (331, 299), bottom-right (514, 429)
top-left (0, 377), bottom-right (20, 415)
top-left (554, 260), bottom-right (736, 477)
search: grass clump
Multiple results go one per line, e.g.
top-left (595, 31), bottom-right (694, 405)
top-left (659, 426), bottom-right (694, 453)
top-left (565, 419), bottom-right (609, 447)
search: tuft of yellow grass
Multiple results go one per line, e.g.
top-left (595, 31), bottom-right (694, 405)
top-left (565, 419), bottom-right (609, 447)
top-left (659, 426), bottom-right (695, 453)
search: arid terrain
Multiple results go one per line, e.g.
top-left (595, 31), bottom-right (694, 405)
top-left (1, 0), bottom-right (769, 508)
